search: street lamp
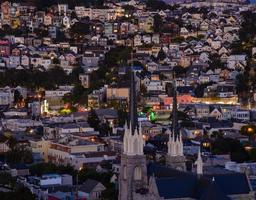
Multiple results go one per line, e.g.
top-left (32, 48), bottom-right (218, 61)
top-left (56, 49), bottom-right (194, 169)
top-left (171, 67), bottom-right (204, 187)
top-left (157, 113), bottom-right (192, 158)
top-left (247, 127), bottom-right (253, 133)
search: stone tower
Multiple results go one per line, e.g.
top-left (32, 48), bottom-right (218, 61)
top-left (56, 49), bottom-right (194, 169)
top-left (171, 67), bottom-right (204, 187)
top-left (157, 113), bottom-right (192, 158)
top-left (166, 75), bottom-right (186, 171)
top-left (118, 70), bottom-right (147, 200)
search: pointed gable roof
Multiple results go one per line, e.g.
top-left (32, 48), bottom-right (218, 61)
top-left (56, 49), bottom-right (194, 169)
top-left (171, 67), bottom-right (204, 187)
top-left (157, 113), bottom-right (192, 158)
top-left (200, 179), bottom-right (231, 200)
top-left (147, 163), bottom-right (252, 200)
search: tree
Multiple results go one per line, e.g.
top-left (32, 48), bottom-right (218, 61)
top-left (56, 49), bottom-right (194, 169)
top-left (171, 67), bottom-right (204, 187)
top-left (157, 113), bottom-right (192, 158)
top-left (70, 66), bottom-right (84, 84)
top-left (169, 111), bottom-right (191, 121)
top-left (194, 82), bottom-right (213, 98)
top-left (241, 125), bottom-right (256, 140)
top-left (14, 90), bottom-right (23, 104)
top-left (249, 148), bottom-right (256, 161)
top-left (211, 137), bottom-right (249, 163)
top-left (140, 84), bottom-right (147, 95)
top-left (239, 11), bottom-right (256, 43)
top-left (29, 163), bottom-right (75, 177)
top-left (118, 108), bottom-right (128, 127)
top-left (104, 46), bottom-right (132, 68)
top-left (0, 172), bottom-right (15, 188)
top-left (0, 186), bottom-right (36, 200)
top-left (6, 145), bottom-right (33, 165)
top-left (102, 186), bottom-right (118, 200)
top-left (33, 27), bottom-right (49, 38)
top-left (146, 0), bottom-right (169, 10)
top-left (94, 0), bottom-right (105, 8)
top-left (153, 14), bottom-right (163, 33)
top-left (236, 73), bottom-right (249, 94)
top-left (52, 57), bottom-right (60, 65)
top-left (122, 5), bottom-right (136, 11)
top-left (70, 22), bottom-right (90, 37)
top-left (171, 36), bottom-right (185, 43)
top-left (6, 136), bottom-right (17, 150)
top-left (99, 121), bottom-right (112, 136)
top-left (63, 84), bottom-right (88, 105)
top-left (173, 66), bottom-right (187, 77)
top-left (208, 54), bottom-right (225, 70)
top-left (211, 131), bottom-right (224, 139)
top-left (157, 49), bottom-right (166, 61)
top-left (77, 168), bottom-right (116, 199)
top-left (88, 108), bottom-right (100, 131)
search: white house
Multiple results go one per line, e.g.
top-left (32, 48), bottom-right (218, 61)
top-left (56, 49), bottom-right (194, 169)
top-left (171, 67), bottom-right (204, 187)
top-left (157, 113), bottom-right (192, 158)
top-left (227, 55), bottom-right (247, 70)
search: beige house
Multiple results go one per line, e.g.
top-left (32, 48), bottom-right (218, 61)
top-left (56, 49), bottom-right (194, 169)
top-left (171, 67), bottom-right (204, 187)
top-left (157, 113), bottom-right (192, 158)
top-left (106, 87), bottom-right (129, 100)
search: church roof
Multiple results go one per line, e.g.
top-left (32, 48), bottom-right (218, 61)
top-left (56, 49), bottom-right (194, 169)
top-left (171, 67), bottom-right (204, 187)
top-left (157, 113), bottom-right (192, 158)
top-left (199, 180), bottom-right (231, 200)
top-left (147, 163), bottom-right (251, 200)
top-left (204, 173), bottom-right (251, 196)
top-left (156, 176), bottom-right (197, 199)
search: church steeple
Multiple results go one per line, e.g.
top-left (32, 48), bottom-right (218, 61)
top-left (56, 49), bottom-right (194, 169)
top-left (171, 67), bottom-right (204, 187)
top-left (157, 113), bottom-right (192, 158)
top-left (119, 54), bottom-right (147, 200)
top-left (172, 72), bottom-right (178, 136)
top-left (167, 73), bottom-right (183, 157)
top-left (166, 72), bottom-right (186, 171)
top-left (129, 69), bottom-right (138, 135)
top-left (123, 67), bottom-right (144, 156)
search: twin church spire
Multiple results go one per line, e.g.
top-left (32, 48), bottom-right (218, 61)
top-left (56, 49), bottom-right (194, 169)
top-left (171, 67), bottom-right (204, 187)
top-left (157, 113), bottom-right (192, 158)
top-left (123, 70), bottom-right (183, 158)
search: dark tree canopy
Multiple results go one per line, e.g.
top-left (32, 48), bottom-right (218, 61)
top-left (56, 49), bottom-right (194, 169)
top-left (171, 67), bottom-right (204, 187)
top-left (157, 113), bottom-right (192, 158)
top-left (211, 137), bottom-right (249, 163)
top-left (153, 14), bottom-right (163, 33)
top-left (88, 108), bottom-right (100, 131)
top-left (146, 0), bottom-right (169, 10)
top-left (70, 22), bottom-right (91, 36)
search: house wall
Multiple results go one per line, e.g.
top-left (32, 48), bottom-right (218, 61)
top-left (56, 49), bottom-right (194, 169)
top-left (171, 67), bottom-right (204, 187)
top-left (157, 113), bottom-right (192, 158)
top-left (106, 88), bottom-right (129, 100)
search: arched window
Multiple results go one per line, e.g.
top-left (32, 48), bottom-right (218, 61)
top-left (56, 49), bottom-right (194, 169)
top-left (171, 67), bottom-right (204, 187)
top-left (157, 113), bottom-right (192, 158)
top-left (134, 166), bottom-right (142, 180)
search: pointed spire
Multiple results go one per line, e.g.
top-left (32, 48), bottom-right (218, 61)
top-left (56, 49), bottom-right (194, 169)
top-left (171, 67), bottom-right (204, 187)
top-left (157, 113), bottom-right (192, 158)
top-left (197, 147), bottom-right (202, 159)
top-left (172, 72), bottom-right (178, 137)
top-left (179, 132), bottom-right (182, 142)
top-left (124, 120), bottom-right (128, 130)
top-left (179, 133), bottom-right (184, 156)
top-left (122, 48), bottom-right (144, 156)
top-left (196, 148), bottom-right (203, 175)
top-left (139, 121), bottom-right (142, 135)
top-left (129, 122), bottom-right (132, 135)
top-left (129, 51), bottom-right (138, 135)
